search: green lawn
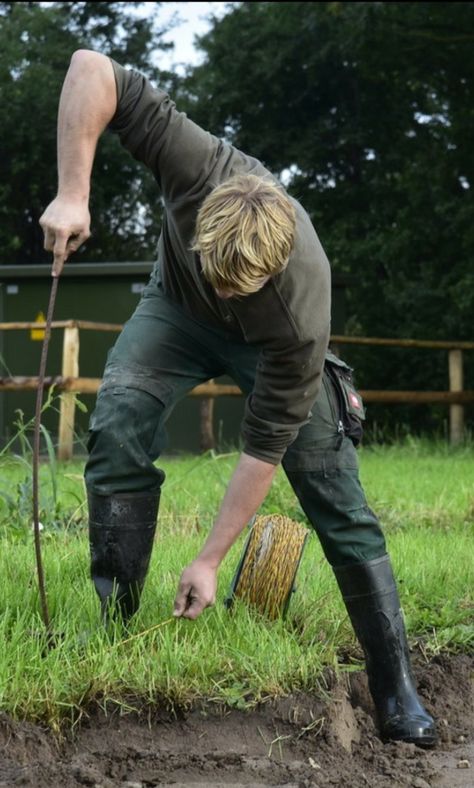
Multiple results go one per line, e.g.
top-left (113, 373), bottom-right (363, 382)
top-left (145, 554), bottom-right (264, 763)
top-left (0, 440), bottom-right (473, 728)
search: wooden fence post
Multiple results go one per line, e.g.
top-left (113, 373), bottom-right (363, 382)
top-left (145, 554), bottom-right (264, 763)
top-left (449, 349), bottom-right (464, 444)
top-left (57, 326), bottom-right (80, 460)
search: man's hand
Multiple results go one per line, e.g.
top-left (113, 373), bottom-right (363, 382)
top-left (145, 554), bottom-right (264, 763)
top-left (39, 196), bottom-right (91, 277)
top-left (173, 559), bottom-right (217, 620)
top-left (173, 453), bottom-right (276, 622)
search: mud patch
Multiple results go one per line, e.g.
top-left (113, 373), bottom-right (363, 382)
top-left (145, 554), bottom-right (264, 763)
top-left (0, 653), bottom-right (472, 787)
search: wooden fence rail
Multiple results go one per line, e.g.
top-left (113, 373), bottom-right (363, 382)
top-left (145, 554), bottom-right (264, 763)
top-left (1, 321), bottom-right (473, 458)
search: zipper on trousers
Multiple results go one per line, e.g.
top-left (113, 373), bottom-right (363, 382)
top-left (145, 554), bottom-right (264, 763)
top-left (326, 363), bottom-right (346, 449)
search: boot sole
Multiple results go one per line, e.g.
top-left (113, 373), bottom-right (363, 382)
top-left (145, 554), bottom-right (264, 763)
top-left (382, 726), bottom-right (438, 749)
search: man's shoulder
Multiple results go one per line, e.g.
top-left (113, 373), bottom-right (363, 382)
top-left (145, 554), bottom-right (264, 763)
top-left (273, 202), bottom-right (331, 339)
top-left (289, 200), bottom-right (330, 273)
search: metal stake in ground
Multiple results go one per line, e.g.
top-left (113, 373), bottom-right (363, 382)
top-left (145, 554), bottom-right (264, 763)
top-left (32, 273), bottom-right (60, 640)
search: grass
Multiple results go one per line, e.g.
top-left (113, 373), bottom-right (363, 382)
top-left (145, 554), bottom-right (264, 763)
top-left (0, 438), bottom-right (473, 730)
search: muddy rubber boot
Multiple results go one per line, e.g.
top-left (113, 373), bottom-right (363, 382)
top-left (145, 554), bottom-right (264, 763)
top-left (333, 555), bottom-right (437, 748)
top-left (88, 491), bottom-right (160, 624)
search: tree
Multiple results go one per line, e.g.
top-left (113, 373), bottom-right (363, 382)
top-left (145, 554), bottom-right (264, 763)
top-left (179, 2), bottom-right (474, 431)
top-left (0, 1), bottom-right (174, 264)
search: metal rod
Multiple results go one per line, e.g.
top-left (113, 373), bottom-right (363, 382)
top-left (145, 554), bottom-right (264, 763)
top-left (32, 275), bottom-right (59, 636)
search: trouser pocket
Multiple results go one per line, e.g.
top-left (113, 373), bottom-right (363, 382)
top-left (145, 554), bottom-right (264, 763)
top-left (324, 351), bottom-right (366, 447)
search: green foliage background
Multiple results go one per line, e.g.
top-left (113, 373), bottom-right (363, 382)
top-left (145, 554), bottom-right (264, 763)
top-left (0, 0), bottom-right (174, 263)
top-left (180, 1), bottom-right (474, 432)
top-left (1, 1), bottom-right (473, 433)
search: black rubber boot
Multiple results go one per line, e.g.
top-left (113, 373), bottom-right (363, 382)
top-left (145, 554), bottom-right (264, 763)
top-left (88, 490), bottom-right (160, 624)
top-left (334, 554), bottom-right (437, 748)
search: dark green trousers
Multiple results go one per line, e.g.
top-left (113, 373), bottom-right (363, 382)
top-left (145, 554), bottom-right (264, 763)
top-left (85, 284), bottom-right (386, 566)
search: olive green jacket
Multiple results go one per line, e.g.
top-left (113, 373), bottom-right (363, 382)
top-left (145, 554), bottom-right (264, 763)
top-left (109, 59), bottom-right (331, 465)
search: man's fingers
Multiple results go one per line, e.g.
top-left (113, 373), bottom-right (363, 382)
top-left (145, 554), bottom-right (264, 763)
top-left (173, 562), bottom-right (217, 620)
top-left (174, 588), bottom-right (210, 619)
top-left (43, 228), bottom-right (54, 253)
top-left (51, 228), bottom-right (90, 277)
top-left (52, 232), bottom-right (67, 277)
top-left (52, 254), bottom-right (66, 278)
top-left (173, 581), bottom-right (192, 617)
top-left (180, 590), bottom-right (215, 620)
top-left (53, 230), bottom-right (68, 261)
top-left (67, 229), bottom-right (90, 254)
top-left (65, 236), bottom-right (80, 256)
top-left (173, 601), bottom-right (185, 617)
top-left (181, 596), bottom-right (205, 620)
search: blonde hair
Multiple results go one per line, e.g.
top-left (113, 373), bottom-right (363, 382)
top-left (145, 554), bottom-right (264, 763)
top-left (192, 174), bottom-right (296, 295)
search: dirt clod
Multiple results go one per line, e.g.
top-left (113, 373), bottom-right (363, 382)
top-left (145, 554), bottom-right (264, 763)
top-left (0, 653), bottom-right (472, 787)
top-left (412, 779), bottom-right (431, 788)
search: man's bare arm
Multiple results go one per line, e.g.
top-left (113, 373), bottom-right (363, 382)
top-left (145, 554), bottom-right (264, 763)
top-left (39, 50), bottom-right (116, 275)
top-left (173, 452), bottom-right (277, 619)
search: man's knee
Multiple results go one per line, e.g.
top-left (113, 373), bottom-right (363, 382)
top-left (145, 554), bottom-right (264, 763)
top-left (284, 438), bottom-right (386, 565)
top-left (85, 386), bottom-right (166, 494)
top-left (91, 385), bottom-right (163, 442)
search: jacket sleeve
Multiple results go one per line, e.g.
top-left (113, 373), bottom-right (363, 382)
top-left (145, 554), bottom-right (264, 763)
top-left (107, 59), bottom-right (223, 202)
top-left (241, 328), bottom-right (330, 465)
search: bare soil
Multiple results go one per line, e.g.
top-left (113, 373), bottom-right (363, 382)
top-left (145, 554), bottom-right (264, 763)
top-left (0, 653), bottom-right (472, 788)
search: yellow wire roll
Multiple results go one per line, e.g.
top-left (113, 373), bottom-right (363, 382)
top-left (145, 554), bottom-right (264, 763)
top-left (233, 515), bottom-right (308, 619)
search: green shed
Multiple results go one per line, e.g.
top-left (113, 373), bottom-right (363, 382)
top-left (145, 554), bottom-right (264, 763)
top-left (0, 263), bottom-right (350, 455)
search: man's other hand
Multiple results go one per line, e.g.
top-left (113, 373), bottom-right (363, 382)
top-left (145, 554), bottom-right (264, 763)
top-left (39, 196), bottom-right (91, 277)
top-left (173, 559), bottom-right (217, 620)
